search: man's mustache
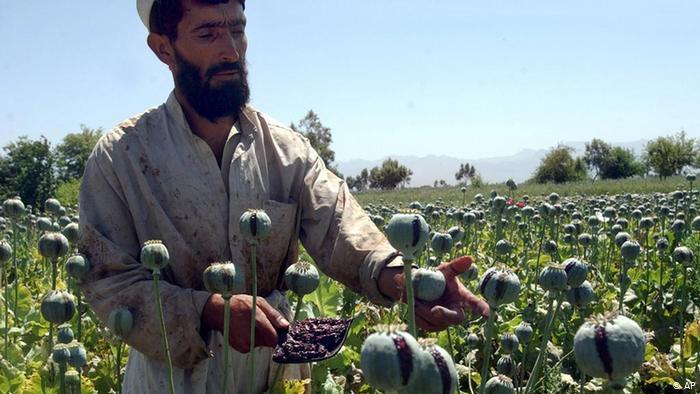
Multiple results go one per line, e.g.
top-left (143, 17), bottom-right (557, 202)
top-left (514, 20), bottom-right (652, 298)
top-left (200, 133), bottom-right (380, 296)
top-left (206, 62), bottom-right (245, 79)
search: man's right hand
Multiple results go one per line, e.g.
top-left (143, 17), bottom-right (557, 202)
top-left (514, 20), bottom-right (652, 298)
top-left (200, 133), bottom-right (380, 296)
top-left (201, 294), bottom-right (290, 353)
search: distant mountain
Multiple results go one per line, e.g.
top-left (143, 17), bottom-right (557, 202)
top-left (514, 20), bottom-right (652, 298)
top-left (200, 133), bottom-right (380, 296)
top-left (337, 140), bottom-right (649, 187)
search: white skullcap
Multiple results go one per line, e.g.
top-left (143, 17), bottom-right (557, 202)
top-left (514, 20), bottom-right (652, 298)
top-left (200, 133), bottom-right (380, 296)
top-left (137, 0), bottom-right (156, 29)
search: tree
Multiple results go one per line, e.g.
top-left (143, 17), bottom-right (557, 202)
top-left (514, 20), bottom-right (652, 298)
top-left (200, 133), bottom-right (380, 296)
top-left (290, 110), bottom-right (342, 177)
top-left (583, 138), bottom-right (612, 180)
top-left (368, 158), bottom-right (413, 190)
top-left (643, 131), bottom-right (699, 179)
top-left (0, 136), bottom-right (56, 207)
top-left (455, 162), bottom-right (477, 185)
top-left (433, 179), bottom-right (448, 188)
top-left (533, 145), bottom-right (587, 184)
top-left (346, 168), bottom-right (369, 192)
top-left (599, 146), bottom-right (645, 180)
top-left (55, 124), bottom-right (103, 181)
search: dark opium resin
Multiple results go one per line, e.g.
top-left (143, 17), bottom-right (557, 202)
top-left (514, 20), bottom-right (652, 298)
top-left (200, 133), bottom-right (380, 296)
top-left (273, 317), bottom-right (352, 364)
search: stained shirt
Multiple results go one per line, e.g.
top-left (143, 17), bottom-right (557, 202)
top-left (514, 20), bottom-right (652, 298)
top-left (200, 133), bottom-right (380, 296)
top-left (78, 92), bottom-right (400, 392)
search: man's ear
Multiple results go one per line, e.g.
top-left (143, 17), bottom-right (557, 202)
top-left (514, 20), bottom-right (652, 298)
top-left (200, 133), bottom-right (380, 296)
top-left (147, 33), bottom-right (176, 69)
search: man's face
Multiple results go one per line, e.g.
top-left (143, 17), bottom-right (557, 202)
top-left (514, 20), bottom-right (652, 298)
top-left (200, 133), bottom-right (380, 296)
top-left (170, 0), bottom-right (249, 122)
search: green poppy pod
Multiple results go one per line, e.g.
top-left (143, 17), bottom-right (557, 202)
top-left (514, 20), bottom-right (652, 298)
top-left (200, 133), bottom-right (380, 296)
top-left (672, 246), bottom-right (694, 266)
top-left (37, 217), bottom-right (53, 232)
top-left (671, 219), bottom-right (686, 234)
top-left (521, 206), bottom-right (534, 218)
top-left (492, 196), bottom-right (507, 213)
top-left (659, 206), bottom-right (670, 217)
top-left (283, 261), bottom-right (320, 296)
top-left (587, 215), bottom-right (600, 227)
top-left (563, 223), bottom-right (576, 235)
top-left (495, 239), bottom-right (513, 255)
top-left (203, 261), bottom-right (244, 298)
top-left (65, 254), bottom-right (91, 282)
top-left (639, 217), bottom-right (655, 230)
top-left (2, 198), bottom-right (25, 218)
top-left (38, 232), bottom-right (69, 260)
top-left (108, 307), bottom-right (134, 338)
top-left (68, 342), bottom-right (87, 368)
top-left (371, 215), bottom-right (385, 227)
top-left (460, 264), bottom-right (478, 282)
top-left (483, 375), bottom-right (515, 394)
top-left (57, 324), bottom-right (74, 344)
top-left (691, 216), bottom-right (700, 232)
top-left (539, 264), bottom-right (568, 293)
top-left (0, 240), bottom-right (12, 264)
top-left (467, 333), bottom-right (482, 349)
top-left (577, 233), bottom-right (593, 247)
top-left (40, 290), bottom-right (76, 324)
top-left (360, 327), bottom-right (424, 391)
top-left (409, 201), bottom-right (423, 210)
top-left (52, 344), bottom-right (71, 364)
top-left (400, 340), bottom-right (457, 394)
top-left (65, 370), bottom-right (81, 391)
top-left (613, 232), bottom-right (631, 248)
top-left (670, 190), bottom-right (684, 200)
top-left (496, 355), bottom-right (516, 377)
top-left (602, 207), bottom-right (616, 219)
top-left (239, 209), bottom-right (272, 243)
top-left (562, 234), bottom-right (575, 245)
top-left (412, 268), bottom-right (446, 302)
top-left (446, 226), bottom-right (464, 243)
top-left (620, 240), bottom-right (641, 261)
top-left (499, 333), bottom-right (519, 354)
top-left (58, 216), bottom-right (72, 228)
top-left (463, 212), bottom-right (477, 226)
top-left (61, 222), bottom-right (80, 245)
top-left (514, 322), bottom-right (533, 344)
top-left (44, 198), bottom-right (62, 216)
top-left (538, 203), bottom-right (554, 218)
top-left (542, 240), bottom-right (558, 254)
top-left (430, 232), bottom-right (453, 257)
top-left (140, 240), bottom-right (170, 271)
top-left (479, 267), bottom-right (521, 307)
top-left (656, 237), bottom-right (669, 252)
top-left (563, 258), bottom-right (588, 287)
top-left (573, 314), bottom-right (645, 390)
top-left (385, 213), bottom-right (430, 260)
top-left (547, 192), bottom-right (560, 204)
top-left (687, 174), bottom-right (697, 182)
top-left (566, 281), bottom-right (595, 308)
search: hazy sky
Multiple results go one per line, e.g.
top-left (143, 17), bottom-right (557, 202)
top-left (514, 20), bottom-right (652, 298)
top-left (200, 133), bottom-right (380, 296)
top-left (1, 1), bottom-right (698, 165)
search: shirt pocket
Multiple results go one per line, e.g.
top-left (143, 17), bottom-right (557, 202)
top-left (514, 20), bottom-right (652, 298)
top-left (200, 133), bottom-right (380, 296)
top-left (255, 199), bottom-right (299, 288)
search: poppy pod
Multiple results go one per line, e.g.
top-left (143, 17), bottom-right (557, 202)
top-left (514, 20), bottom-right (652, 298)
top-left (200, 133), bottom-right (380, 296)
top-left (573, 314), bottom-right (645, 390)
top-left (239, 209), bottom-right (272, 243)
top-left (360, 326), bottom-right (424, 392)
top-left (38, 232), bottom-right (70, 260)
top-left (479, 266), bottom-right (520, 307)
top-left (412, 268), bottom-right (446, 302)
top-left (108, 307), bottom-right (134, 338)
top-left (203, 261), bottom-right (244, 298)
top-left (283, 261), bottom-right (320, 296)
top-left (140, 240), bottom-right (170, 271)
top-left (385, 213), bottom-right (430, 260)
top-left (41, 290), bottom-right (76, 325)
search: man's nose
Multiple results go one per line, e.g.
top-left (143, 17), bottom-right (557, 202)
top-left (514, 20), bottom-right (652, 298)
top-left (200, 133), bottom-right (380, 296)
top-left (219, 33), bottom-right (241, 63)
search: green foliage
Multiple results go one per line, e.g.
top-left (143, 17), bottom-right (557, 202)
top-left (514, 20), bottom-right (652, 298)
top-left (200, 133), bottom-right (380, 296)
top-left (0, 136), bottom-right (56, 207)
top-left (291, 110), bottom-right (342, 178)
top-left (368, 158), bottom-right (413, 190)
top-left (54, 125), bottom-right (102, 182)
top-left (455, 162), bottom-right (478, 184)
top-left (598, 146), bottom-right (646, 180)
top-left (643, 130), bottom-right (699, 179)
top-left (346, 168), bottom-right (369, 192)
top-left (54, 178), bottom-right (81, 208)
top-left (583, 138), bottom-right (611, 180)
top-left (533, 145), bottom-right (587, 184)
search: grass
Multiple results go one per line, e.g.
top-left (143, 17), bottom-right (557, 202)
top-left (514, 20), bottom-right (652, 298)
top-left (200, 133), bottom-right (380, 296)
top-left (352, 176), bottom-right (691, 206)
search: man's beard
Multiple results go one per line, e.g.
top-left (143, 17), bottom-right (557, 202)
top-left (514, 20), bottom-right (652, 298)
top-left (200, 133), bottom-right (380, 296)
top-left (173, 49), bottom-right (250, 123)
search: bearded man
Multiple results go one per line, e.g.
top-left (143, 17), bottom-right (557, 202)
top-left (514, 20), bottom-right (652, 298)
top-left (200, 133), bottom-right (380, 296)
top-left (78, 0), bottom-right (489, 392)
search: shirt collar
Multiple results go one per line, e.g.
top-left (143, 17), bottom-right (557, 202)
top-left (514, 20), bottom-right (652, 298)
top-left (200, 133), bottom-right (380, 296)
top-left (164, 90), bottom-right (257, 142)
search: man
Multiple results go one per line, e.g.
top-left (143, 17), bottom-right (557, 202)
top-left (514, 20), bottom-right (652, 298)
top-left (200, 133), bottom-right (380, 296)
top-left (78, 0), bottom-right (489, 392)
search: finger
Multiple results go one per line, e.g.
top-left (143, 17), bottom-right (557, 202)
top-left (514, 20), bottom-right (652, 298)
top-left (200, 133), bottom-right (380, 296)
top-left (253, 314), bottom-right (279, 348)
top-left (461, 291), bottom-right (490, 318)
top-left (415, 302), bottom-right (455, 329)
top-left (440, 255), bottom-right (473, 279)
top-left (430, 305), bottom-right (465, 326)
top-left (256, 298), bottom-right (290, 330)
